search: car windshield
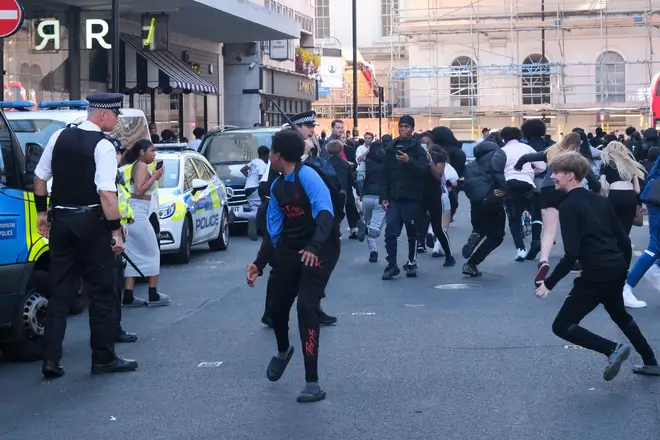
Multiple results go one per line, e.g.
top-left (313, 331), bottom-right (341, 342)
top-left (158, 159), bottom-right (180, 189)
top-left (203, 131), bottom-right (274, 165)
top-left (108, 116), bottom-right (150, 149)
top-left (8, 119), bottom-right (66, 152)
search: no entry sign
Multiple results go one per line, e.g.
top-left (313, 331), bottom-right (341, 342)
top-left (0, 0), bottom-right (23, 39)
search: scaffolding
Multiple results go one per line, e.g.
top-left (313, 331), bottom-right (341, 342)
top-left (387, 0), bottom-right (660, 136)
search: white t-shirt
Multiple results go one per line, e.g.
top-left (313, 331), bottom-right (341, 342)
top-left (444, 163), bottom-right (459, 184)
top-left (245, 158), bottom-right (267, 189)
top-left (355, 145), bottom-right (368, 162)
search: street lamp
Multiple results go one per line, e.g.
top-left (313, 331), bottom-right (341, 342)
top-left (351, 0), bottom-right (358, 140)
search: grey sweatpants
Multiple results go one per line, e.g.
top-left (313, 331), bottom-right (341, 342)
top-left (362, 195), bottom-right (386, 253)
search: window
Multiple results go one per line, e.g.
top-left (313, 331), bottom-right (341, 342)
top-left (193, 158), bottom-right (215, 181)
top-left (183, 158), bottom-right (198, 191)
top-left (596, 51), bottom-right (626, 103)
top-left (0, 112), bottom-right (20, 188)
top-left (204, 131), bottom-right (272, 166)
top-left (158, 159), bottom-right (181, 189)
top-left (315, 0), bottom-right (330, 39)
top-left (521, 54), bottom-right (551, 105)
top-left (8, 119), bottom-right (66, 152)
top-left (450, 57), bottom-right (477, 107)
top-left (380, 0), bottom-right (399, 37)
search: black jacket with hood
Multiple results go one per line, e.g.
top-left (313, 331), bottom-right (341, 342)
top-left (380, 136), bottom-right (429, 203)
top-left (463, 140), bottom-right (507, 203)
top-left (432, 126), bottom-right (467, 178)
top-left (638, 128), bottom-right (660, 162)
top-left (359, 143), bottom-right (385, 196)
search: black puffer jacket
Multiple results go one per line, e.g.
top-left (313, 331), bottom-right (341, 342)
top-left (463, 141), bottom-right (506, 203)
top-left (361, 145), bottom-right (385, 196)
top-left (380, 136), bottom-right (429, 203)
top-left (638, 128), bottom-right (660, 162)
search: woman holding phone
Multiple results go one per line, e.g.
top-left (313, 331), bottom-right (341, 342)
top-left (122, 139), bottom-right (170, 307)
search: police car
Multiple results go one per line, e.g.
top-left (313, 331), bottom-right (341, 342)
top-left (155, 144), bottom-right (230, 264)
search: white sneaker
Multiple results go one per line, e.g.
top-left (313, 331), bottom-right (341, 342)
top-left (433, 240), bottom-right (441, 253)
top-left (644, 264), bottom-right (660, 292)
top-left (515, 248), bottom-right (528, 262)
top-left (623, 284), bottom-right (647, 308)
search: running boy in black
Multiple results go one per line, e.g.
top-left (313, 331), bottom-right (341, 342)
top-left (247, 130), bottom-right (340, 403)
top-left (537, 152), bottom-right (660, 381)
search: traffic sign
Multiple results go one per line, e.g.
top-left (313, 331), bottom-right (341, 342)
top-left (0, 0), bottom-right (24, 39)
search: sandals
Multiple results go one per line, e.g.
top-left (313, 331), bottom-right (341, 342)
top-left (603, 343), bottom-right (631, 381)
top-left (632, 364), bottom-right (660, 376)
top-left (267, 346), bottom-right (294, 382)
top-left (122, 296), bottom-right (149, 307)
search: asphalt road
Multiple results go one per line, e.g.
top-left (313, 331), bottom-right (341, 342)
top-left (2, 194), bottom-right (660, 440)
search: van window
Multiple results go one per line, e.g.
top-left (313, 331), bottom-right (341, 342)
top-left (9, 119), bottom-right (66, 152)
top-left (204, 131), bottom-right (274, 165)
top-left (108, 116), bottom-right (150, 150)
top-left (0, 114), bottom-right (20, 188)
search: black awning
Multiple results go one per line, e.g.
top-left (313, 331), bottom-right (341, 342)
top-left (121, 34), bottom-right (218, 95)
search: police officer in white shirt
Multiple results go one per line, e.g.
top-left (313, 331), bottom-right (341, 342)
top-left (33, 93), bottom-right (139, 379)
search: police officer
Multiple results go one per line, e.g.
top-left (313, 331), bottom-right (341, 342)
top-left (109, 137), bottom-right (139, 344)
top-left (33, 93), bottom-right (139, 378)
top-left (257, 111), bottom-right (337, 328)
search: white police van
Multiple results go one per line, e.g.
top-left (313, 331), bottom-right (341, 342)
top-left (3, 100), bottom-right (155, 215)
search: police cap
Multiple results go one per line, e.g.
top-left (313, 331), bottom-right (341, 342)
top-left (86, 93), bottom-right (123, 115)
top-left (290, 110), bottom-right (318, 127)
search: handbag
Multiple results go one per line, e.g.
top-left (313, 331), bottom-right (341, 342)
top-left (644, 179), bottom-right (660, 206)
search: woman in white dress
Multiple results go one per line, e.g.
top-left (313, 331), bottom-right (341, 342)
top-left (122, 139), bottom-right (170, 307)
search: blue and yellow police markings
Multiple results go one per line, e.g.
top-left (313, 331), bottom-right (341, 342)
top-left (23, 192), bottom-right (49, 262)
top-left (0, 188), bottom-right (48, 266)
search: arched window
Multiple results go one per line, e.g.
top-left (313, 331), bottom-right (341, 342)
top-left (450, 56), bottom-right (477, 107)
top-left (521, 54), bottom-right (551, 105)
top-left (596, 51), bottom-right (625, 103)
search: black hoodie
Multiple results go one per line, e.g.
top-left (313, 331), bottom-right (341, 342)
top-left (359, 143), bottom-right (385, 196)
top-left (432, 126), bottom-right (467, 178)
top-left (380, 136), bottom-right (429, 203)
top-left (463, 140), bottom-right (507, 203)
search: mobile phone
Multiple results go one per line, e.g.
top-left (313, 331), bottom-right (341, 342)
top-left (156, 161), bottom-right (164, 170)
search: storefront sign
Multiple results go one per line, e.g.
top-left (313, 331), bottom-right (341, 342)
top-left (34, 19), bottom-right (111, 51)
top-left (263, 69), bottom-right (318, 101)
top-left (269, 40), bottom-right (289, 62)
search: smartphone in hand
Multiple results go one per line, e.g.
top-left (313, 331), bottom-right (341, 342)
top-left (156, 161), bottom-right (164, 170)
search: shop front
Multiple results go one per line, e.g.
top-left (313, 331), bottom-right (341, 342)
top-left (260, 69), bottom-right (318, 127)
top-left (4, 0), bottom-right (300, 139)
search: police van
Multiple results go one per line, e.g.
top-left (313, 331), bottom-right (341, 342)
top-left (0, 100), bottom-right (150, 361)
top-left (154, 144), bottom-right (230, 263)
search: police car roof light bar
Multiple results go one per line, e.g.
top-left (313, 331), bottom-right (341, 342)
top-left (38, 100), bottom-right (89, 110)
top-left (0, 101), bottom-right (36, 111)
top-left (154, 144), bottom-right (187, 152)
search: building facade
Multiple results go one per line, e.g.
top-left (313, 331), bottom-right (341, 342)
top-left (4, 0), bottom-right (299, 139)
top-left (395, 0), bottom-right (660, 138)
top-left (223, 0), bottom-right (318, 128)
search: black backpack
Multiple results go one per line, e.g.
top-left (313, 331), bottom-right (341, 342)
top-left (295, 158), bottom-right (346, 226)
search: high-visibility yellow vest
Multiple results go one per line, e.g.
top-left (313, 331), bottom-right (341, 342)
top-left (116, 171), bottom-right (133, 224)
top-left (120, 161), bottom-right (159, 194)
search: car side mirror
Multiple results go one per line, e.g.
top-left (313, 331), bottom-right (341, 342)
top-left (25, 142), bottom-right (44, 174)
top-left (191, 178), bottom-right (209, 195)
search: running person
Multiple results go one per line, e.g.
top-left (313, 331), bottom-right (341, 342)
top-left (536, 152), bottom-right (660, 381)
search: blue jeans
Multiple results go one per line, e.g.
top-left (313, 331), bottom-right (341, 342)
top-left (627, 204), bottom-right (660, 287)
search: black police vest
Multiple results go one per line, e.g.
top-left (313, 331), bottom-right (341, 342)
top-left (270, 176), bottom-right (316, 251)
top-left (50, 127), bottom-right (105, 207)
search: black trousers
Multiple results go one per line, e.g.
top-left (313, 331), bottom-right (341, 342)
top-left (114, 254), bottom-right (125, 336)
top-left (504, 180), bottom-right (534, 250)
top-left (345, 190), bottom-right (359, 229)
top-left (468, 198), bottom-right (506, 265)
top-left (420, 191), bottom-right (452, 257)
top-left (384, 199), bottom-right (422, 266)
top-left (44, 210), bottom-right (118, 364)
top-left (552, 275), bottom-right (657, 365)
top-left (267, 238), bottom-right (340, 382)
top-left (449, 188), bottom-right (459, 218)
top-left (608, 189), bottom-right (638, 235)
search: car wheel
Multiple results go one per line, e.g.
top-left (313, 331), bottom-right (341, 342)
top-left (208, 208), bottom-right (229, 251)
top-left (174, 216), bottom-right (192, 264)
top-left (0, 270), bottom-right (48, 362)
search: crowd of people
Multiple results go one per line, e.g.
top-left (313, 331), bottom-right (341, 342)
top-left (245, 110), bottom-right (660, 402)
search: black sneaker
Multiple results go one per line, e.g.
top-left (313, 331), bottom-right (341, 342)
top-left (417, 245), bottom-right (426, 254)
top-left (247, 218), bottom-right (258, 241)
top-left (462, 232), bottom-right (482, 259)
top-left (526, 240), bottom-right (541, 260)
top-left (443, 256), bottom-right (456, 267)
top-left (425, 232), bottom-right (435, 249)
top-left (356, 219), bottom-right (367, 242)
top-left (349, 231), bottom-right (358, 240)
top-left (369, 251), bottom-right (378, 263)
top-left (462, 262), bottom-right (482, 277)
top-left (403, 260), bottom-right (417, 278)
top-left (382, 265), bottom-right (400, 280)
top-left (319, 310), bottom-right (338, 326)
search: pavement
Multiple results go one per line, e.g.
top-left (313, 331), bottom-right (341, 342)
top-left (2, 193), bottom-right (660, 440)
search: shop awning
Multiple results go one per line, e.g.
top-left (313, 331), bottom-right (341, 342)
top-left (121, 34), bottom-right (218, 94)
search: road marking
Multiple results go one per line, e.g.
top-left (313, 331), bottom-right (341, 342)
top-left (633, 250), bottom-right (642, 257)
top-left (110, 416), bottom-right (116, 421)
top-left (0, 11), bottom-right (18, 20)
top-left (404, 304), bottom-right (425, 308)
top-left (588, 388), bottom-right (595, 391)
top-left (434, 283), bottom-right (480, 290)
top-left (352, 312), bottom-right (376, 316)
top-left (563, 344), bottom-right (586, 350)
top-left (197, 361), bottom-right (223, 367)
